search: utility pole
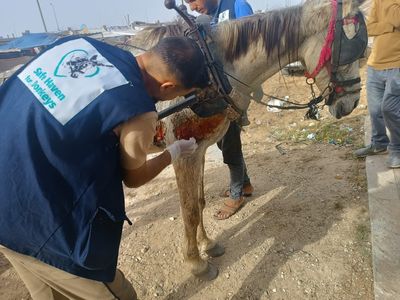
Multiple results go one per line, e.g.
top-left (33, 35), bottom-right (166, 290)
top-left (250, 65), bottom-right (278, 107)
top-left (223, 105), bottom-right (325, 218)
top-left (35, 0), bottom-right (48, 32)
top-left (50, 2), bottom-right (60, 32)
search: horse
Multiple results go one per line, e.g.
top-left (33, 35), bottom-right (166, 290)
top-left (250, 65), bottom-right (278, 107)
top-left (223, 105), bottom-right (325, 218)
top-left (119, 0), bottom-right (367, 280)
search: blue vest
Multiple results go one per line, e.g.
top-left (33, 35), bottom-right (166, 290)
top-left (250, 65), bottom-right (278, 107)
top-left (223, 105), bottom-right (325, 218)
top-left (212, 0), bottom-right (236, 23)
top-left (212, 0), bottom-right (253, 24)
top-left (0, 36), bottom-right (156, 282)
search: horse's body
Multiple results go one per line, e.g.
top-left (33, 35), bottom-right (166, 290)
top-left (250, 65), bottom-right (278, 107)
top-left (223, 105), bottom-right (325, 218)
top-left (123, 0), bottom-right (366, 279)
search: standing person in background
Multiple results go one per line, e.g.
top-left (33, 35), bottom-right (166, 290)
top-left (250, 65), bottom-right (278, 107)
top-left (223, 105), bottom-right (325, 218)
top-left (353, 0), bottom-right (400, 168)
top-left (0, 36), bottom-right (209, 300)
top-left (185, 0), bottom-right (254, 220)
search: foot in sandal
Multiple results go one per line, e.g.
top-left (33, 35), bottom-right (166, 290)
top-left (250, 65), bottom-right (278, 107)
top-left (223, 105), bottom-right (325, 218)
top-left (214, 197), bottom-right (245, 220)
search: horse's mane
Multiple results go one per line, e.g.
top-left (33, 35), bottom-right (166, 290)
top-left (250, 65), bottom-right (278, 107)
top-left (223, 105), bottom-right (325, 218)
top-left (218, 6), bottom-right (303, 63)
top-left (127, 20), bottom-right (187, 51)
top-left (128, 5), bottom-right (304, 65)
top-left (140, 23), bottom-right (186, 46)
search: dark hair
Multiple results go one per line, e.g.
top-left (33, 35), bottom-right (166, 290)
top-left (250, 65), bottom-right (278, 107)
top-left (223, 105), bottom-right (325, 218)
top-left (150, 36), bottom-right (210, 89)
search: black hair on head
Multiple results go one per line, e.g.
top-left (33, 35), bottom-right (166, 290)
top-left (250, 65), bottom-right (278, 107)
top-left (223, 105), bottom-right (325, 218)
top-left (150, 36), bottom-right (210, 89)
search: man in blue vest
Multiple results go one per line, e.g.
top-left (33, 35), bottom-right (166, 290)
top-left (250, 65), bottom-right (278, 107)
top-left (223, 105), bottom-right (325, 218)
top-left (186, 0), bottom-right (253, 23)
top-left (185, 0), bottom-right (254, 220)
top-left (0, 36), bottom-right (209, 299)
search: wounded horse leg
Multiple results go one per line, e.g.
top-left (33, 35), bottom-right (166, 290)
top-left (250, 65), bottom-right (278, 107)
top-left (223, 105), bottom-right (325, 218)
top-left (197, 155), bottom-right (225, 258)
top-left (173, 155), bottom-right (218, 280)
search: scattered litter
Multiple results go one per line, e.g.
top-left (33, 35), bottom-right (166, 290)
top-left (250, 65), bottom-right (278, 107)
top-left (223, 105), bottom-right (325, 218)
top-left (267, 96), bottom-right (288, 112)
top-left (282, 61), bottom-right (305, 75)
top-left (169, 216), bottom-right (176, 221)
top-left (307, 133), bottom-right (316, 140)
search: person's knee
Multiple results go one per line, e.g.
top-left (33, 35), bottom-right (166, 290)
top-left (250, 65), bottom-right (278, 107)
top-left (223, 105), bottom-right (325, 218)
top-left (383, 74), bottom-right (400, 115)
top-left (388, 76), bottom-right (400, 97)
top-left (382, 93), bottom-right (400, 117)
top-left (367, 99), bottom-right (384, 116)
top-left (366, 85), bottom-right (385, 112)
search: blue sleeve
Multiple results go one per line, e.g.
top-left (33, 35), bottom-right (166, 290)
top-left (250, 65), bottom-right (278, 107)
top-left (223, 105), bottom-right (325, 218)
top-left (234, 0), bottom-right (254, 18)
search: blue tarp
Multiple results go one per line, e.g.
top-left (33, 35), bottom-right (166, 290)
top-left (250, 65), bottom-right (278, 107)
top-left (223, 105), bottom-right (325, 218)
top-left (0, 33), bottom-right (60, 51)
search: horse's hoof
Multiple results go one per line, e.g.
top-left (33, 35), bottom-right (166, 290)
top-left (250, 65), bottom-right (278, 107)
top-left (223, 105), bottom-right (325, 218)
top-left (205, 243), bottom-right (225, 257)
top-left (194, 263), bottom-right (219, 281)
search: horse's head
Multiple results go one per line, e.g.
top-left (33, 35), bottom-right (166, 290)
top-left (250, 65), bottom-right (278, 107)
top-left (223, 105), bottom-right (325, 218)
top-left (300, 0), bottom-right (368, 119)
top-left (207, 0), bottom-right (367, 119)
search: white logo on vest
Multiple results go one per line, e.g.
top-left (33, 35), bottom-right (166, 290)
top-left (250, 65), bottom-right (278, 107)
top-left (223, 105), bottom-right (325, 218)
top-left (218, 10), bottom-right (230, 23)
top-left (18, 38), bottom-right (128, 125)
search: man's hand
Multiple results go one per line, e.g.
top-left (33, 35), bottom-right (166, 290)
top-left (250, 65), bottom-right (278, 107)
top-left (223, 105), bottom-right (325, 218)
top-left (123, 137), bottom-right (198, 188)
top-left (166, 137), bottom-right (198, 161)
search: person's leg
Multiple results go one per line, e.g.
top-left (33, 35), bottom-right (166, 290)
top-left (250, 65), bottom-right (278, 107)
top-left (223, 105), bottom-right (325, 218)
top-left (243, 162), bottom-right (250, 186)
top-left (218, 122), bottom-right (245, 199)
top-left (382, 68), bottom-right (400, 167)
top-left (215, 122), bottom-right (250, 220)
top-left (354, 67), bottom-right (390, 157)
top-left (242, 160), bottom-right (254, 195)
top-left (217, 122), bottom-right (253, 199)
top-left (1, 246), bottom-right (136, 300)
top-left (367, 66), bottom-right (390, 146)
top-left (2, 249), bottom-right (62, 299)
top-left (227, 164), bottom-right (244, 199)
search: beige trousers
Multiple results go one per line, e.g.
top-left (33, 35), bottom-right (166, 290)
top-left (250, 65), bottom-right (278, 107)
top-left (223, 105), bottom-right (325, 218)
top-left (0, 246), bottom-right (136, 300)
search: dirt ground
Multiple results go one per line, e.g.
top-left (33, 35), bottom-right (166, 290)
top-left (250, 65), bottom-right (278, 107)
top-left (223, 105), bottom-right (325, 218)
top-left (0, 65), bottom-right (373, 300)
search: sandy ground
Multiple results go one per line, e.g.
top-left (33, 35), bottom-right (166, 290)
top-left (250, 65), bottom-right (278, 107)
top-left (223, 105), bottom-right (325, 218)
top-left (0, 66), bottom-right (373, 299)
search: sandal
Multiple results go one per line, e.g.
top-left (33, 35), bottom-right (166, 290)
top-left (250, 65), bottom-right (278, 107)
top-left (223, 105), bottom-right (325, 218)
top-left (214, 198), bottom-right (245, 220)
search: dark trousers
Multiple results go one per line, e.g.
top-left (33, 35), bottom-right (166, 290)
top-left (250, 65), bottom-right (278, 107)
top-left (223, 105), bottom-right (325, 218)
top-left (217, 121), bottom-right (250, 199)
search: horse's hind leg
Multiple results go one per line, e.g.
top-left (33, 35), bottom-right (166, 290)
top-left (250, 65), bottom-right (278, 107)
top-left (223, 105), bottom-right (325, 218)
top-left (197, 156), bottom-right (225, 258)
top-left (173, 155), bottom-right (218, 280)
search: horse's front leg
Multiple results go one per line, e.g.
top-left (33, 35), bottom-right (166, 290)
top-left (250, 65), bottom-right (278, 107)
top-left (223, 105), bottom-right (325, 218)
top-left (197, 155), bottom-right (225, 258)
top-left (173, 153), bottom-right (218, 280)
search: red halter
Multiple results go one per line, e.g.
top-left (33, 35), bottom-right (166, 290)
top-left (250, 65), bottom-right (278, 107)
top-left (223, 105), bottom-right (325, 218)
top-left (304, 0), bottom-right (338, 79)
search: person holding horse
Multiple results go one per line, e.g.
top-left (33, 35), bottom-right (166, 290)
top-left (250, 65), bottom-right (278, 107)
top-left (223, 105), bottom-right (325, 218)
top-left (185, 0), bottom-right (255, 220)
top-left (353, 0), bottom-right (400, 168)
top-left (0, 36), bottom-right (209, 299)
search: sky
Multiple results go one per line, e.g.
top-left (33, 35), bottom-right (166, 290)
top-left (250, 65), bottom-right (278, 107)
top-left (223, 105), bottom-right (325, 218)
top-left (0, 0), bottom-right (302, 38)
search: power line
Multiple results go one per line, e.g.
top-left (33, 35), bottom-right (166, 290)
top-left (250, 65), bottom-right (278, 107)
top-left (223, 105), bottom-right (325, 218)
top-left (50, 2), bottom-right (60, 32)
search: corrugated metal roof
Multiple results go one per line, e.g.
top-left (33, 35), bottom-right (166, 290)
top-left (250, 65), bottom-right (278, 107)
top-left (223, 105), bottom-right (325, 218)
top-left (0, 33), bottom-right (60, 51)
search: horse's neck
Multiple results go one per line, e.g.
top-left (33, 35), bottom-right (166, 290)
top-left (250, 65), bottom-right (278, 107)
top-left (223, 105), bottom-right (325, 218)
top-left (227, 46), bottom-right (293, 87)
top-left (211, 18), bottom-right (304, 90)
